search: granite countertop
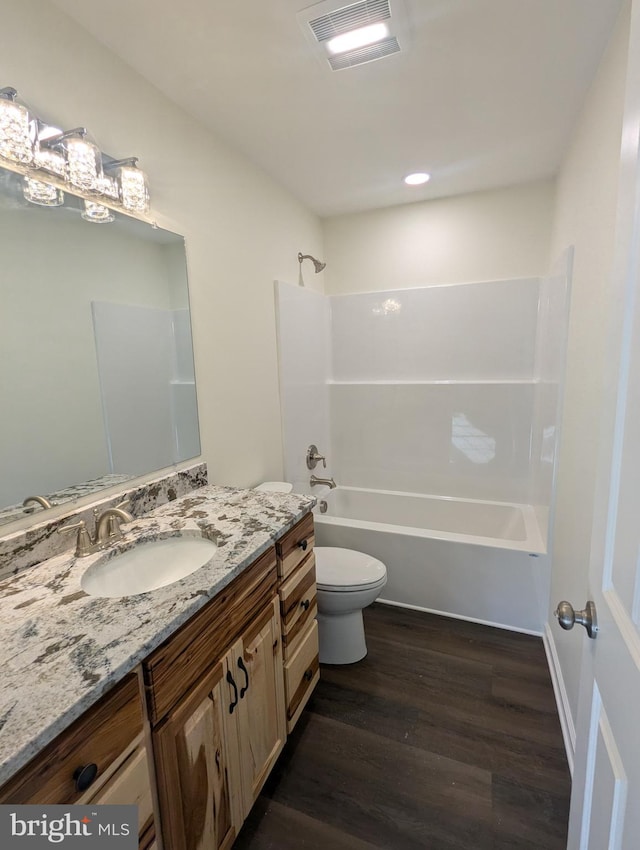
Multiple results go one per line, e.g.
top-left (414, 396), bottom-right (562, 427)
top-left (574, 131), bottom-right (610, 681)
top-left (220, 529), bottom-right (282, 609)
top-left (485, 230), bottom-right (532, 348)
top-left (0, 484), bottom-right (315, 786)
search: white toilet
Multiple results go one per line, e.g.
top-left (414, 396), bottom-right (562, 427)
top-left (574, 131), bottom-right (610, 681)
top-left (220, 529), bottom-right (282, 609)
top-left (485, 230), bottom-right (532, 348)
top-left (314, 546), bottom-right (387, 665)
top-left (255, 481), bottom-right (388, 665)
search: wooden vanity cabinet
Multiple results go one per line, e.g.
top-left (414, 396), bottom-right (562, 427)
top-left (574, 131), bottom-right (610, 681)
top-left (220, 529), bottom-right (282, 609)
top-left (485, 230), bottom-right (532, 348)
top-left (0, 673), bottom-right (156, 845)
top-left (276, 515), bottom-right (320, 732)
top-left (0, 511), bottom-right (317, 850)
top-left (147, 548), bottom-right (287, 849)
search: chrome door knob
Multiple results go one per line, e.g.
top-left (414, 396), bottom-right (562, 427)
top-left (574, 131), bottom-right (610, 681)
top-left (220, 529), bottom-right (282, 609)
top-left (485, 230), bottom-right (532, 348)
top-left (554, 600), bottom-right (598, 639)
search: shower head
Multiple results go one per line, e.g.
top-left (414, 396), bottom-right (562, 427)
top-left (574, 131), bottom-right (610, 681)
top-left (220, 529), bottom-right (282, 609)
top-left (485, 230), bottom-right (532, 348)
top-left (298, 252), bottom-right (326, 273)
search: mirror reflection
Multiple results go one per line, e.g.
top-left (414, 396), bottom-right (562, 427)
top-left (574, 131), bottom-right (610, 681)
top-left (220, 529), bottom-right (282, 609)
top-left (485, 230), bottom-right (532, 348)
top-left (0, 165), bottom-right (200, 526)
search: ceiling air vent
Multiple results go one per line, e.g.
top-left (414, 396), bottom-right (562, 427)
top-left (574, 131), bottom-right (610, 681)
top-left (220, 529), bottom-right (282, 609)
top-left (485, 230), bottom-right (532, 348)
top-left (298, 0), bottom-right (407, 71)
top-left (308, 0), bottom-right (391, 43)
top-left (328, 36), bottom-right (400, 70)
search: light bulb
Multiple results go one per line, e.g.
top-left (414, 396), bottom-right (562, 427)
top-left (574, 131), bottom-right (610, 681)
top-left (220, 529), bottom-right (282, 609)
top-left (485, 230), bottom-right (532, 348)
top-left (118, 166), bottom-right (149, 213)
top-left (0, 98), bottom-right (33, 164)
top-left (66, 137), bottom-right (102, 191)
top-left (23, 176), bottom-right (64, 207)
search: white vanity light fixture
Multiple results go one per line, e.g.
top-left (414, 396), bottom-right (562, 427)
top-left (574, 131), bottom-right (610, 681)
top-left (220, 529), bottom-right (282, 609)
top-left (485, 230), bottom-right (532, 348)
top-left (0, 85), bottom-right (152, 220)
top-left (22, 176), bottom-right (64, 207)
top-left (0, 87), bottom-right (34, 164)
top-left (105, 157), bottom-right (150, 214)
top-left (81, 200), bottom-right (115, 223)
top-left (95, 173), bottom-right (120, 201)
top-left (66, 136), bottom-right (103, 192)
top-left (404, 172), bottom-right (430, 185)
top-left (33, 145), bottom-right (67, 178)
top-left (42, 127), bottom-right (103, 192)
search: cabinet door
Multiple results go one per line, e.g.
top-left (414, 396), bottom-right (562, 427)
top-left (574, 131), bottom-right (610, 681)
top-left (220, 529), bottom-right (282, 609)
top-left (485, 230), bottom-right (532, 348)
top-left (154, 660), bottom-right (239, 850)
top-left (228, 597), bottom-right (286, 817)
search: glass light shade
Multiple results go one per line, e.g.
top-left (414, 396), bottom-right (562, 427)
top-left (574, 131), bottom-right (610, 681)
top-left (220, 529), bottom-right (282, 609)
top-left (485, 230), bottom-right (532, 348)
top-left (118, 166), bottom-right (150, 213)
top-left (81, 200), bottom-right (115, 223)
top-left (326, 22), bottom-right (389, 55)
top-left (23, 176), bottom-right (64, 207)
top-left (0, 99), bottom-right (33, 164)
top-left (33, 145), bottom-right (67, 178)
top-left (66, 137), bottom-right (103, 191)
top-left (95, 173), bottom-right (119, 201)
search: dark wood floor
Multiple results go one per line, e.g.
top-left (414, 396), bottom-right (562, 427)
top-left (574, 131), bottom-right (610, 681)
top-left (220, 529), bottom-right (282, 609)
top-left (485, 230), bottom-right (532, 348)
top-left (235, 604), bottom-right (571, 850)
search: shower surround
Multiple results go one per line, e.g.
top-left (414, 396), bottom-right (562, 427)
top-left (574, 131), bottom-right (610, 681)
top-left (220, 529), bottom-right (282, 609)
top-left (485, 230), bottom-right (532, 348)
top-left (275, 258), bottom-right (570, 632)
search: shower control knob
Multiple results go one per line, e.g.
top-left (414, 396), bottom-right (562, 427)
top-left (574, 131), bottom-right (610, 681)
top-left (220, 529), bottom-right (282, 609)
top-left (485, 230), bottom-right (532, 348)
top-left (554, 600), bottom-right (598, 639)
top-left (306, 445), bottom-right (326, 470)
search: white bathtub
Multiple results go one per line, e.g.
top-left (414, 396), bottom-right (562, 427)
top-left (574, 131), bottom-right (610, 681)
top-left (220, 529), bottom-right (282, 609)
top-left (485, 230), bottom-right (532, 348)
top-left (312, 486), bottom-right (550, 634)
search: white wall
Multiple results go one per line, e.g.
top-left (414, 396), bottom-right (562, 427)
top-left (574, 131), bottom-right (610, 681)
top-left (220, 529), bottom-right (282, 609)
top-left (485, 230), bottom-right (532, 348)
top-left (546, 2), bottom-right (630, 750)
top-left (1, 0), bottom-right (323, 508)
top-left (323, 181), bottom-right (555, 294)
top-left (275, 282), bottom-right (331, 489)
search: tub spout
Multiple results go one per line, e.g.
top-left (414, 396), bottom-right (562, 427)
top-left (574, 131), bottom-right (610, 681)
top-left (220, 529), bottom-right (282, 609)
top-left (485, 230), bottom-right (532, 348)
top-left (310, 475), bottom-right (336, 489)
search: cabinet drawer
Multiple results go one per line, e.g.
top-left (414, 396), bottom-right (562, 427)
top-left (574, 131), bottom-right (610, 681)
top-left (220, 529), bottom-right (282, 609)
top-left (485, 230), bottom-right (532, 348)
top-left (279, 552), bottom-right (317, 660)
top-left (144, 546), bottom-right (277, 724)
top-left (284, 620), bottom-right (319, 733)
top-left (276, 513), bottom-right (315, 581)
top-left (87, 746), bottom-right (153, 835)
top-left (0, 674), bottom-right (142, 805)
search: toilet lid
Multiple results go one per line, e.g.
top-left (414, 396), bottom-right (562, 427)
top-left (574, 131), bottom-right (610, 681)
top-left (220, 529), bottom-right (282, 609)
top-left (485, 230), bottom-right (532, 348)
top-left (314, 547), bottom-right (387, 591)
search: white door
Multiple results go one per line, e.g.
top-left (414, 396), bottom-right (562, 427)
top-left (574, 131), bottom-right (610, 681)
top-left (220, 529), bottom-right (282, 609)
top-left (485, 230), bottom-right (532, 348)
top-left (565, 3), bottom-right (640, 846)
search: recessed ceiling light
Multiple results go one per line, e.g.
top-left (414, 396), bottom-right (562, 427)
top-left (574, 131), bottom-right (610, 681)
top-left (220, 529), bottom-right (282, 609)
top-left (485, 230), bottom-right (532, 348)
top-left (404, 172), bottom-right (431, 186)
top-left (326, 22), bottom-right (389, 55)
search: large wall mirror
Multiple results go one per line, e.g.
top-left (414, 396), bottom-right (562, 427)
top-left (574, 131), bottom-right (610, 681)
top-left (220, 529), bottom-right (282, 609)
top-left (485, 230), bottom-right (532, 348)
top-left (0, 164), bottom-right (201, 526)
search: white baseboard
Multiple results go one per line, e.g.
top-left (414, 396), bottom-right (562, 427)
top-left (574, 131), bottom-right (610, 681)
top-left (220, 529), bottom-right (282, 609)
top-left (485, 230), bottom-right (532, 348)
top-left (376, 598), bottom-right (543, 637)
top-left (543, 622), bottom-right (576, 775)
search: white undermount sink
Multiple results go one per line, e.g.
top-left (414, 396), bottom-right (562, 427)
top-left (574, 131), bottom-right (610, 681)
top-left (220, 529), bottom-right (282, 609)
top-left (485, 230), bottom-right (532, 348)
top-left (81, 535), bottom-right (217, 598)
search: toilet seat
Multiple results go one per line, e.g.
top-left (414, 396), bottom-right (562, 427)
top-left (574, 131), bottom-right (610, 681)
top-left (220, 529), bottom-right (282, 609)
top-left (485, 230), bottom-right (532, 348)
top-left (315, 547), bottom-right (387, 593)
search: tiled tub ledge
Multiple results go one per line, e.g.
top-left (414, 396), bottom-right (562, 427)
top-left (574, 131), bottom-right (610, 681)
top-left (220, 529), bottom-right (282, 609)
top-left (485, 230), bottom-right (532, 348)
top-left (0, 484), bottom-right (315, 786)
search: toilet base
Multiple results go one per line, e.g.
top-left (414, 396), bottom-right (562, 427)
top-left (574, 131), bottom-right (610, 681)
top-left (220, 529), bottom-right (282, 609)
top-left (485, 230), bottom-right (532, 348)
top-left (317, 609), bottom-right (367, 665)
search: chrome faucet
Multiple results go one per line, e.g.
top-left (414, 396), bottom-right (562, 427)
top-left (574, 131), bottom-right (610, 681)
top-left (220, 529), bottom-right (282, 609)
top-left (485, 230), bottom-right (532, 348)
top-left (310, 475), bottom-right (336, 489)
top-left (58, 499), bottom-right (134, 557)
top-left (95, 505), bottom-right (134, 544)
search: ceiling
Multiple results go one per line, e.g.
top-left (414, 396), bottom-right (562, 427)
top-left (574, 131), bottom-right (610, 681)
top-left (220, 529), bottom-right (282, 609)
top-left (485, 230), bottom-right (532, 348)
top-left (50, 0), bottom-right (622, 217)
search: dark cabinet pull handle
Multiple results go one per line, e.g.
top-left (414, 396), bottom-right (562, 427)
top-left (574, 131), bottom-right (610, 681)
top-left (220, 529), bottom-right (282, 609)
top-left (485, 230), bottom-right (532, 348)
top-left (300, 599), bottom-right (310, 611)
top-left (73, 763), bottom-right (98, 793)
top-left (226, 670), bottom-right (239, 714)
top-left (298, 539), bottom-right (308, 552)
top-left (237, 657), bottom-right (249, 699)
top-left (304, 669), bottom-right (314, 682)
